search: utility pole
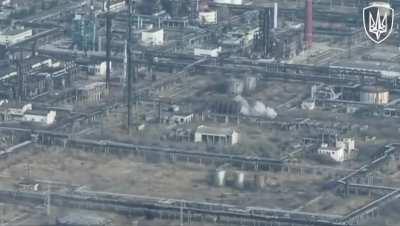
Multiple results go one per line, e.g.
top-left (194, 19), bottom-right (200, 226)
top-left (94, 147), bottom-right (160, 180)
top-left (46, 184), bottom-right (51, 218)
top-left (105, 0), bottom-right (112, 92)
top-left (16, 49), bottom-right (24, 103)
top-left (90, 0), bottom-right (96, 52)
top-left (127, 0), bottom-right (135, 134)
top-left (180, 201), bottom-right (183, 226)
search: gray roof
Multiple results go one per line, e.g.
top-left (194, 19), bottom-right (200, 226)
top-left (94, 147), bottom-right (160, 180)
top-left (196, 125), bottom-right (237, 136)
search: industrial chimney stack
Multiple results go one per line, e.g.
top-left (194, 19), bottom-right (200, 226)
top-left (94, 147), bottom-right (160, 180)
top-left (305, 0), bottom-right (313, 48)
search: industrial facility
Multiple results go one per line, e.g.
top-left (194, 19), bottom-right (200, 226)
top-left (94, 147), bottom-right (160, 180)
top-left (0, 0), bottom-right (398, 225)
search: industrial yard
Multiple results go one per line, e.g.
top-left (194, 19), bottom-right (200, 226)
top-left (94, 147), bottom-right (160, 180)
top-left (0, 0), bottom-right (399, 225)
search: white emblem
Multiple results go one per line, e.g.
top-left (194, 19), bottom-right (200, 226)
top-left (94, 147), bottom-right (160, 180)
top-left (363, 2), bottom-right (394, 44)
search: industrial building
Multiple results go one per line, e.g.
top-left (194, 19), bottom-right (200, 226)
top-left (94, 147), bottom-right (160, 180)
top-left (141, 28), bottom-right (164, 46)
top-left (0, 28), bottom-right (32, 45)
top-left (195, 125), bottom-right (239, 145)
top-left (317, 137), bottom-right (357, 162)
top-left (72, 13), bottom-right (96, 51)
top-left (0, 0), bottom-right (398, 226)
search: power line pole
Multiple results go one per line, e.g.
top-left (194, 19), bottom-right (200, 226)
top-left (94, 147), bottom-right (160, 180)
top-left (127, 0), bottom-right (135, 134)
top-left (46, 184), bottom-right (51, 218)
top-left (16, 49), bottom-right (24, 103)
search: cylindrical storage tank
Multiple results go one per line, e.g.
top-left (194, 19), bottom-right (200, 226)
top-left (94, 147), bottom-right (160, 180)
top-left (244, 76), bottom-right (257, 93)
top-left (360, 86), bottom-right (389, 105)
top-left (254, 174), bottom-right (265, 189)
top-left (228, 78), bottom-right (244, 95)
top-left (214, 170), bottom-right (226, 187)
top-left (234, 171), bottom-right (245, 189)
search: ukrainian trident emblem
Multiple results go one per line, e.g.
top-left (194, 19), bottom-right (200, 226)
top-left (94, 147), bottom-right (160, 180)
top-left (363, 2), bottom-right (394, 44)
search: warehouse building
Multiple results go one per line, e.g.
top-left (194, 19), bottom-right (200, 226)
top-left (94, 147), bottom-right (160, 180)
top-left (22, 110), bottom-right (57, 125)
top-left (317, 138), bottom-right (356, 162)
top-left (195, 125), bottom-right (239, 145)
top-left (0, 28), bottom-right (32, 45)
top-left (141, 28), bottom-right (164, 46)
top-left (199, 10), bottom-right (218, 24)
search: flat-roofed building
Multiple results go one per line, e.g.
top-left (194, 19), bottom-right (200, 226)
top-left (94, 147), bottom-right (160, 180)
top-left (195, 125), bottom-right (239, 145)
top-left (23, 110), bottom-right (56, 125)
top-left (199, 10), bottom-right (218, 25)
top-left (141, 29), bottom-right (164, 46)
top-left (0, 28), bottom-right (32, 45)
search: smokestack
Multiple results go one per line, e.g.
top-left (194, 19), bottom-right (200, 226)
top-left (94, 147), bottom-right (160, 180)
top-left (273, 2), bottom-right (278, 29)
top-left (305, 0), bottom-right (313, 48)
top-left (123, 40), bottom-right (127, 85)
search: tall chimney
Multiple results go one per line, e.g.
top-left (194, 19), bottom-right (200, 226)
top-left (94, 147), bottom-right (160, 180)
top-left (305, 0), bottom-right (313, 48)
top-left (273, 2), bottom-right (278, 29)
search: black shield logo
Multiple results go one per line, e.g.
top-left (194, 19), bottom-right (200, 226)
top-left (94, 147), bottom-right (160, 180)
top-left (363, 2), bottom-right (394, 44)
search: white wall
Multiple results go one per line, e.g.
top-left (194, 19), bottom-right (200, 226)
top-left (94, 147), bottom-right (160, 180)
top-left (46, 111), bottom-right (56, 125)
top-left (214, 0), bottom-right (243, 5)
top-left (231, 131), bottom-right (239, 145)
top-left (0, 29), bottom-right (32, 45)
top-left (199, 11), bottom-right (218, 24)
top-left (194, 47), bottom-right (222, 57)
top-left (23, 110), bottom-right (56, 125)
top-left (141, 29), bottom-right (164, 46)
top-left (318, 145), bottom-right (345, 162)
top-left (104, 1), bottom-right (126, 12)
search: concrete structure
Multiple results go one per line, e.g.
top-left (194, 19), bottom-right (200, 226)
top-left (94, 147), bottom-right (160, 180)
top-left (301, 99), bottom-right (316, 110)
top-left (87, 62), bottom-right (108, 77)
top-left (22, 110), bottom-right (57, 125)
top-left (78, 60), bottom-right (112, 77)
top-left (104, 0), bottom-right (126, 12)
top-left (77, 82), bottom-right (107, 104)
top-left (214, 169), bottom-right (226, 186)
top-left (254, 174), bottom-right (265, 189)
top-left (141, 29), bottom-right (164, 46)
top-left (214, 0), bottom-right (243, 5)
top-left (194, 46), bottom-right (222, 57)
top-left (317, 138), bottom-right (356, 162)
top-left (0, 28), bottom-right (32, 45)
top-left (0, 103), bottom-right (58, 126)
top-left (72, 13), bottom-right (96, 51)
top-left (235, 171), bottom-right (245, 189)
top-left (244, 76), bottom-right (257, 93)
top-left (198, 10), bottom-right (218, 24)
top-left (0, 103), bottom-right (32, 121)
top-left (222, 27), bottom-right (259, 48)
top-left (360, 86), bottom-right (389, 105)
top-left (170, 113), bottom-right (194, 124)
top-left (194, 125), bottom-right (239, 145)
top-left (228, 78), bottom-right (244, 95)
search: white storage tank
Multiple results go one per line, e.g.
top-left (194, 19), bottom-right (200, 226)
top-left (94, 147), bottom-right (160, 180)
top-left (214, 170), bottom-right (226, 186)
top-left (360, 86), bottom-right (389, 105)
top-left (234, 171), bottom-right (245, 189)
